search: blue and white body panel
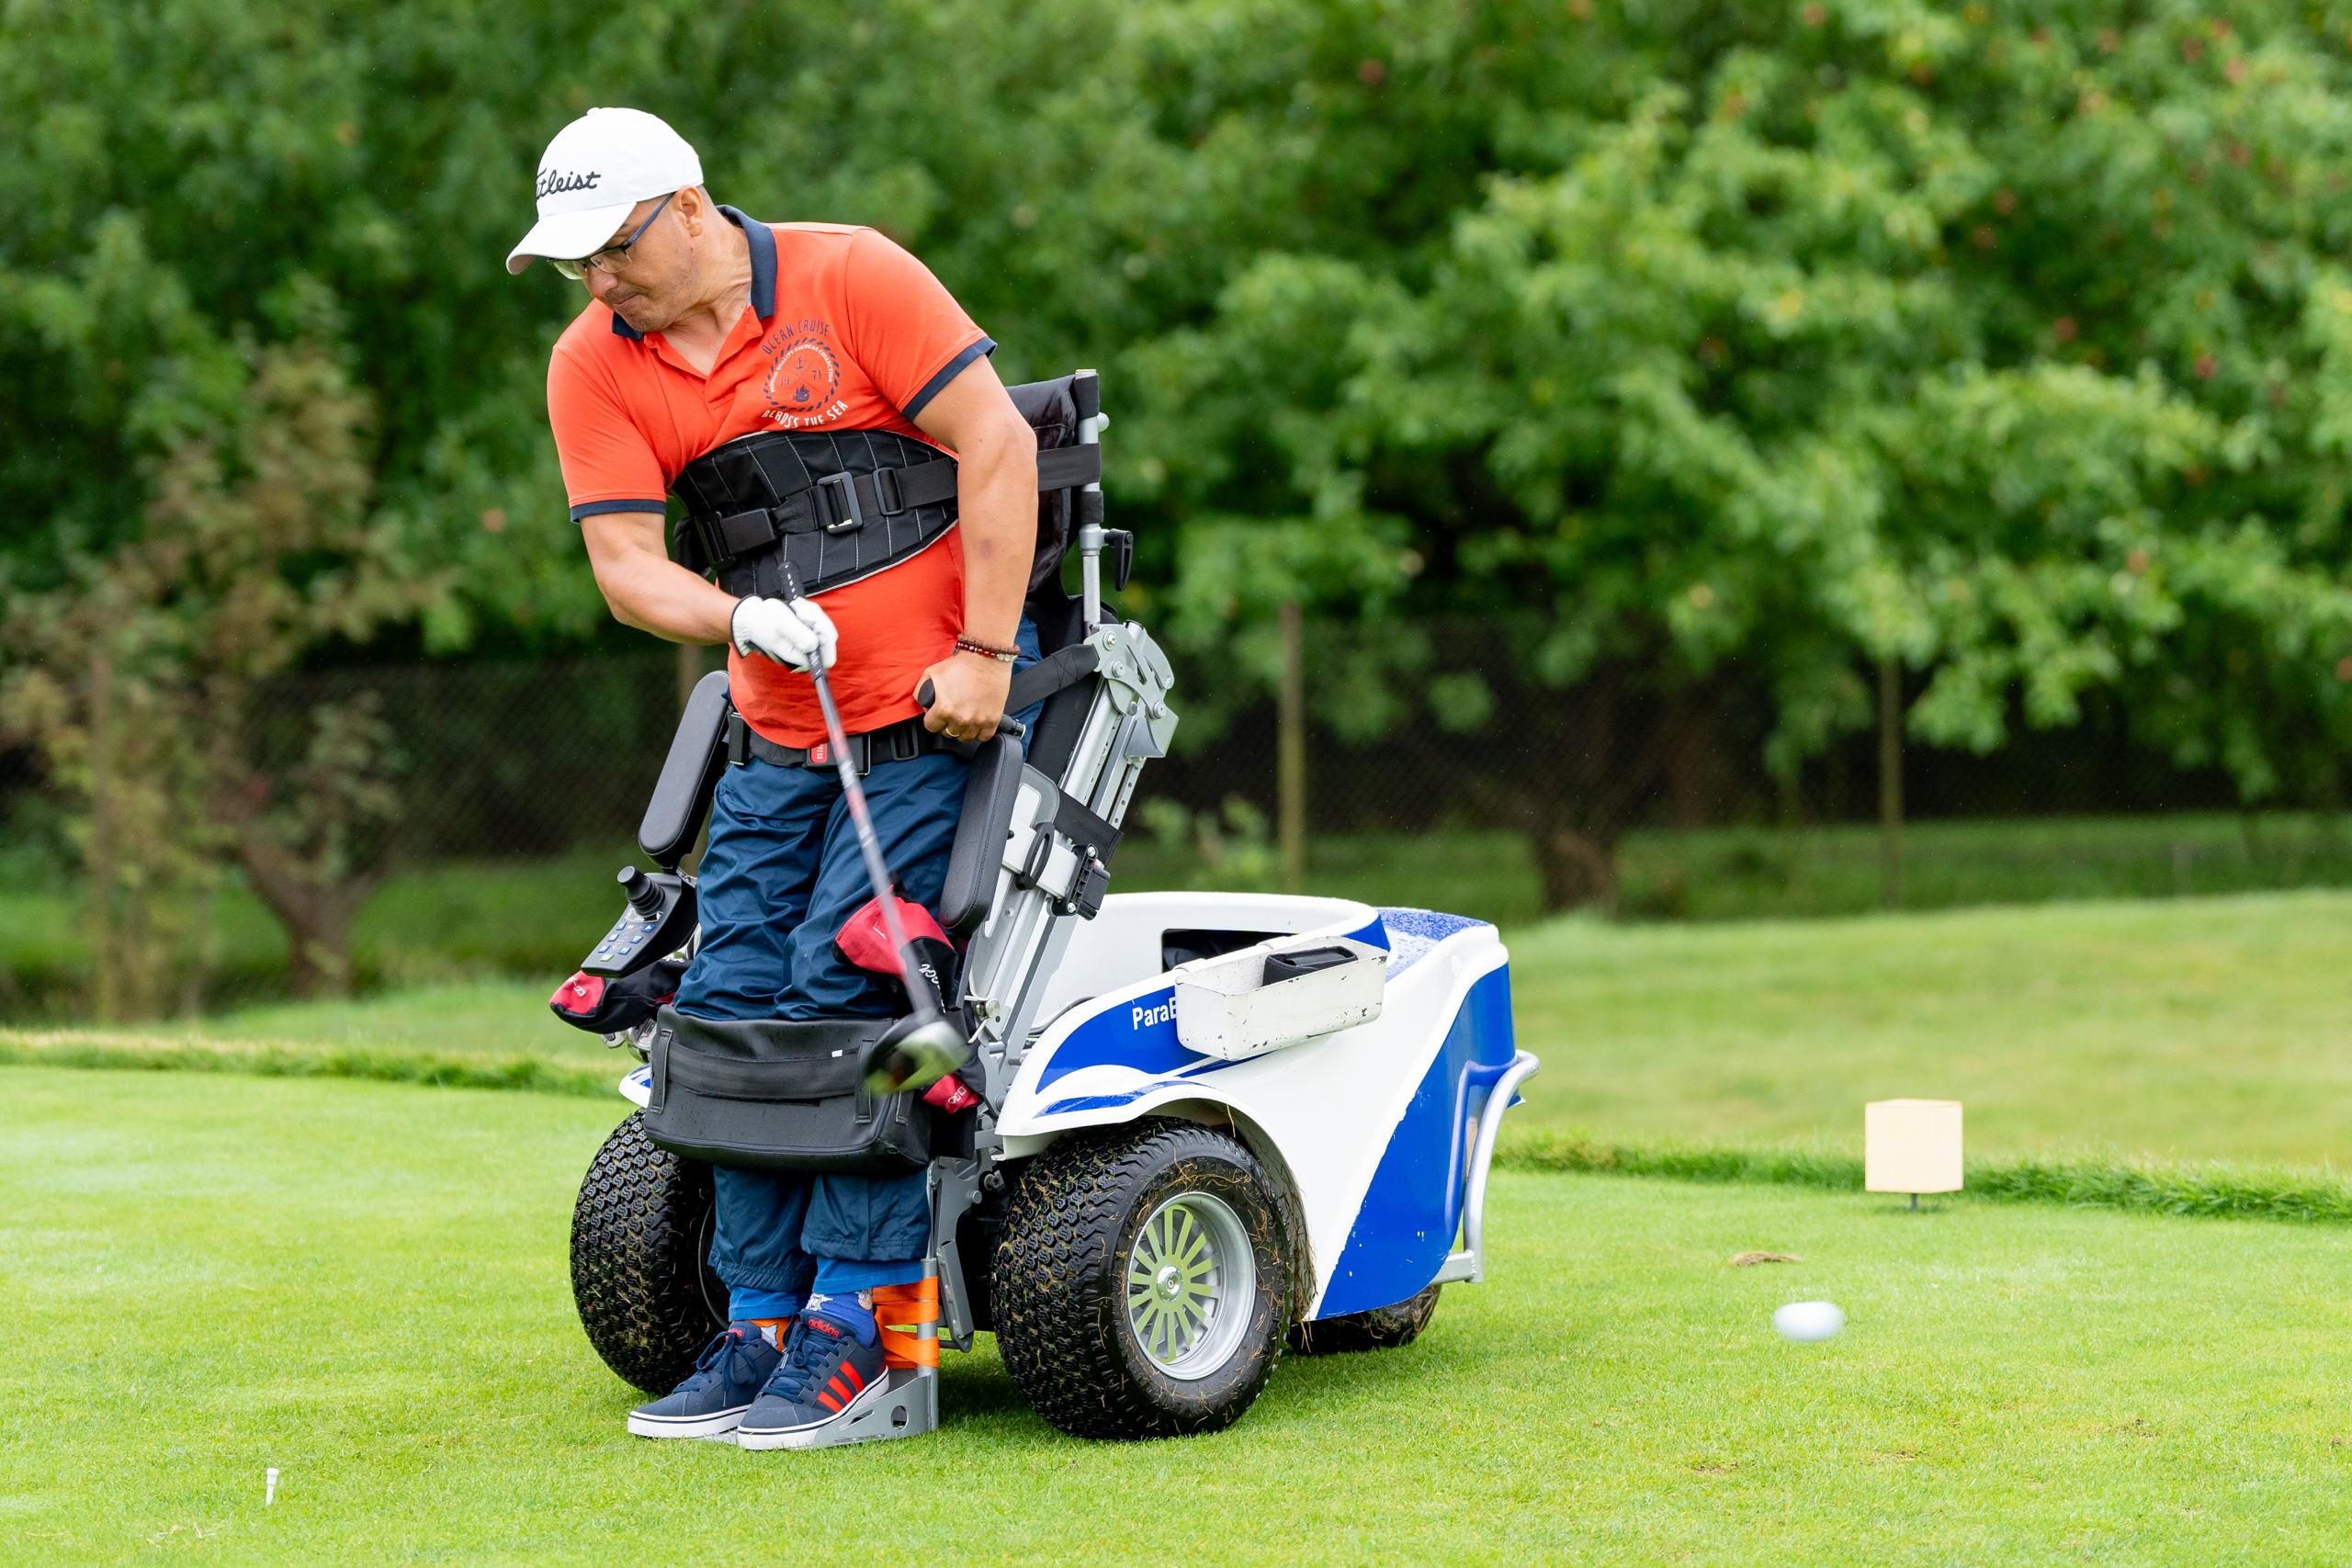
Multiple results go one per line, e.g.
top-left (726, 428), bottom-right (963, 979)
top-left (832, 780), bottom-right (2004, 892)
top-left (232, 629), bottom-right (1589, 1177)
top-left (997, 892), bottom-right (1521, 1320)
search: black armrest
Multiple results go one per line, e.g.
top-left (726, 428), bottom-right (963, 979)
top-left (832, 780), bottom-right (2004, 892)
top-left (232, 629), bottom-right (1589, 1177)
top-left (939, 736), bottom-right (1025, 935)
top-left (639, 670), bottom-right (732, 871)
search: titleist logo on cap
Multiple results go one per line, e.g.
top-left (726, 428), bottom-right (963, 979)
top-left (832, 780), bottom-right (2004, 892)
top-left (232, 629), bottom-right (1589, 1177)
top-left (507, 109), bottom-right (701, 276)
top-left (537, 168), bottom-right (602, 197)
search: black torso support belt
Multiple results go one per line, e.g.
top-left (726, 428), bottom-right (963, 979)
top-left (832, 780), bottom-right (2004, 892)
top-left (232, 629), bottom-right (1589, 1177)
top-left (714, 636), bottom-right (1104, 778)
top-left (670, 427), bottom-right (1101, 602)
top-left (726, 709), bottom-right (962, 775)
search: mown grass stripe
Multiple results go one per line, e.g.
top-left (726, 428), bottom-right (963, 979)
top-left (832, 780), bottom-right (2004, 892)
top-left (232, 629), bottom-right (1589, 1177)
top-left (1498, 1129), bottom-right (1866, 1190)
top-left (0, 1031), bottom-right (611, 1097)
top-left (12, 1032), bottom-right (2352, 1228)
top-left (1498, 1128), bottom-right (2352, 1226)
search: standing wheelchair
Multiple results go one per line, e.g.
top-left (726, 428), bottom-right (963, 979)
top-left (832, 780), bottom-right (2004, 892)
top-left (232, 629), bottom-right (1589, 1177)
top-left (560, 370), bottom-right (1538, 1443)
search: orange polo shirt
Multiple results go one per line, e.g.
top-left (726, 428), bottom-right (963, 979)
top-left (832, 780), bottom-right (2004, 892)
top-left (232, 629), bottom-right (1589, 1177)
top-left (548, 209), bottom-right (994, 746)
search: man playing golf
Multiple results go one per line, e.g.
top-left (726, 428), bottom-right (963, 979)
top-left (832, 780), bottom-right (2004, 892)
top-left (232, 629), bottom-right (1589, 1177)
top-left (509, 107), bottom-right (1037, 1449)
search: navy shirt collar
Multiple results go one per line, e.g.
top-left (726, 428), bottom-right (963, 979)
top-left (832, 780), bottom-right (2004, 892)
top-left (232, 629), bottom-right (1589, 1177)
top-left (607, 205), bottom-right (776, 342)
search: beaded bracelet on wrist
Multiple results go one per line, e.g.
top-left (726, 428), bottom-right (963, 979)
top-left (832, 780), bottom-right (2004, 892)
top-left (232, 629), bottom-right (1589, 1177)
top-left (954, 636), bottom-right (1020, 663)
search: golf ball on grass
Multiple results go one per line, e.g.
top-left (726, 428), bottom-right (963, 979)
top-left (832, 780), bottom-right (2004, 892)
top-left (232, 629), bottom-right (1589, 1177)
top-left (1772, 1301), bottom-right (1845, 1342)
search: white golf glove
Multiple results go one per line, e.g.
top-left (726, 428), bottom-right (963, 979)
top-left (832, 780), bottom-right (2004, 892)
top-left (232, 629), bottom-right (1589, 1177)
top-left (730, 595), bottom-right (838, 672)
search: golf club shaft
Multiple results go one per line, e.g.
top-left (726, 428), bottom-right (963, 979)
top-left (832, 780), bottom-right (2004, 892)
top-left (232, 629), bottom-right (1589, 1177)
top-left (810, 665), bottom-right (941, 1024)
top-left (773, 568), bottom-right (941, 1028)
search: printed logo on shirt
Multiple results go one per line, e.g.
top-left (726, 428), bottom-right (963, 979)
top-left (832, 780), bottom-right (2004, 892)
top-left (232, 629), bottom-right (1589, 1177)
top-left (762, 326), bottom-right (849, 429)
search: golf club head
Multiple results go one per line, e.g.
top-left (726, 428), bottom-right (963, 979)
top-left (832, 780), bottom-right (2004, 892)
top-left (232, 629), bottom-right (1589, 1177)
top-left (862, 1016), bottom-right (971, 1097)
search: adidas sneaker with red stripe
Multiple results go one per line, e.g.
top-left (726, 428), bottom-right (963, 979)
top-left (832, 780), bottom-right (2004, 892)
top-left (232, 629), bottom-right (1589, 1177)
top-left (735, 1308), bottom-right (890, 1450)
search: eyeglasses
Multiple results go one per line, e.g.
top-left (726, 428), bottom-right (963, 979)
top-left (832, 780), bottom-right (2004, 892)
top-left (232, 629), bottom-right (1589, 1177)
top-left (551, 191), bottom-right (676, 281)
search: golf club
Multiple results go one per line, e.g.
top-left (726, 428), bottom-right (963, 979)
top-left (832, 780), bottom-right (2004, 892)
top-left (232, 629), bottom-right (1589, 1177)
top-left (770, 558), bottom-right (970, 1097)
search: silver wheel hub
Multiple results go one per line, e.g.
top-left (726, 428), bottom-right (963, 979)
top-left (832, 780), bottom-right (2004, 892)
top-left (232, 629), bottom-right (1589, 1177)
top-left (1125, 1190), bottom-right (1256, 1381)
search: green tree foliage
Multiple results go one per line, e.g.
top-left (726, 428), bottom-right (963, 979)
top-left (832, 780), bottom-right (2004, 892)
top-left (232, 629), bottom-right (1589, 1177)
top-left (1, 345), bottom-right (442, 1010)
top-left (1141, 0), bottom-right (2352, 899)
top-left (6, 0), bottom-right (2352, 921)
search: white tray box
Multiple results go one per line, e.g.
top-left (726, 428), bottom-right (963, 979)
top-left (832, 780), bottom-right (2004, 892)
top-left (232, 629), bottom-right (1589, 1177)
top-left (1172, 937), bottom-right (1387, 1062)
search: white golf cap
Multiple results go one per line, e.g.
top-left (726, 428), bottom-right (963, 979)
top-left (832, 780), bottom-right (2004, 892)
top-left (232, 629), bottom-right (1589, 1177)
top-left (506, 107), bottom-right (703, 276)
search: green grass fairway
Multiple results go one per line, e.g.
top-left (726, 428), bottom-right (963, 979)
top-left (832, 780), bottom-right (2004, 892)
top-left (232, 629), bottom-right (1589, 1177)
top-left (11, 811), bottom-right (2352, 1016)
top-left (1510, 889), bottom-right (2352, 1166)
top-left (142, 978), bottom-right (607, 1062)
top-left (22, 887), bottom-right (2350, 1171)
top-left (7, 1067), bottom-right (2352, 1565)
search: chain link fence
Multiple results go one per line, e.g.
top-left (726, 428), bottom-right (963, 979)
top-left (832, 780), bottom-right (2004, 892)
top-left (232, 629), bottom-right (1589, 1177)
top-left (268, 655), bottom-right (688, 863)
top-left (0, 624), bottom-right (2295, 882)
top-left (262, 634), bottom-right (2352, 931)
top-left (245, 626), bottom-right (1741, 865)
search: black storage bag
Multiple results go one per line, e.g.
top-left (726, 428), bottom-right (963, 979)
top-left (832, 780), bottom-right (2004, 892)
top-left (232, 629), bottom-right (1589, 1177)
top-left (640, 1007), bottom-right (932, 1174)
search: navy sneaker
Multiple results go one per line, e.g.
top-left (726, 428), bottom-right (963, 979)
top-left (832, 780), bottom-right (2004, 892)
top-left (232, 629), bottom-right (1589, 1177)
top-left (626, 1322), bottom-right (784, 1439)
top-left (736, 1310), bottom-right (890, 1450)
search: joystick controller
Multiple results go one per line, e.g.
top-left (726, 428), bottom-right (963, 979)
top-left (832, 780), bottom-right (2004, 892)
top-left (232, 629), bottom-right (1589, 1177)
top-left (582, 863), bottom-right (697, 978)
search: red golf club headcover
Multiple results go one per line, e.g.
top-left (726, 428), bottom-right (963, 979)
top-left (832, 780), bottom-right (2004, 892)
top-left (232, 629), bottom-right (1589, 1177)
top-left (922, 1073), bottom-right (980, 1113)
top-left (548, 958), bottom-right (684, 1035)
top-left (835, 892), bottom-right (956, 1017)
top-left (834, 892), bottom-right (950, 976)
top-left (550, 971), bottom-right (606, 1015)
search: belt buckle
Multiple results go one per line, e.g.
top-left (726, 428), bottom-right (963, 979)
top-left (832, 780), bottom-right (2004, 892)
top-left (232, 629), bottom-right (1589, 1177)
top-left (808, 733), bottom-right (871, 774)
top-left (817, 471), bottom-right (865, 534)
top-left (695, 514), bottom-right (736, 569)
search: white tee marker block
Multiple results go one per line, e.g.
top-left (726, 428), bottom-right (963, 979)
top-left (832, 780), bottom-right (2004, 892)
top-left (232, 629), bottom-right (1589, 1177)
top-left (1865, 1099), bottom-right (1962, 1197)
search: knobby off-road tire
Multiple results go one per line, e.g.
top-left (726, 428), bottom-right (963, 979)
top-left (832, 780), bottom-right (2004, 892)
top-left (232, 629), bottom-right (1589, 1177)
top-left (1288, 1283), bottom-right (1442, 1355)
top-left (571, 1111), bottom-right (727, 1395)
top-left (993, 1119), bottom-right (1289, 1439)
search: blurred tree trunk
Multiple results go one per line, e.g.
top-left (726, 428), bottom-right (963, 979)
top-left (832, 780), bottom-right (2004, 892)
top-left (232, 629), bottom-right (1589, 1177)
top-left (1880, 659), bottom-right (1905, 910)
top-left (1414, 660), bottom-right (1724, 916)
top-left (86, 653), bottom-right (118, 1023)
top-left (234, 840), bottom-right (380, 998)
top-left (1277, 601), bottom-right (1307, 895)
top-left (1665, 703), bottom-right (1717, 829)
top-left (212, 691), bottom-right (404, 1000)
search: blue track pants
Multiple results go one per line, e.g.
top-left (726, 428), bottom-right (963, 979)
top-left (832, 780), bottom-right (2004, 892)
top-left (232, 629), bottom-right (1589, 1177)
top-left (677, 628), bottom-right (1038, 1315)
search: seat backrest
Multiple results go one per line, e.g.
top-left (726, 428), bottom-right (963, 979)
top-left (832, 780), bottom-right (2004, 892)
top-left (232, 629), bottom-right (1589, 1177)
top-left (639, 670), bottom-right (734, 871)
top-left (1001, 370), bottom-right (1099, 618)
